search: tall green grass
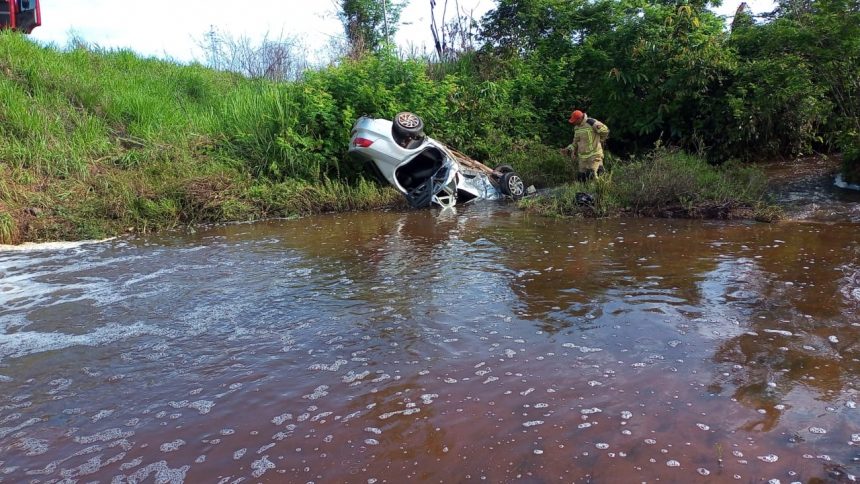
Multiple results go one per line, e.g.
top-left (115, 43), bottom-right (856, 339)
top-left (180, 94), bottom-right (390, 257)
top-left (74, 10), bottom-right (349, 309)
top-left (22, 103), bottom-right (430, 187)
top-left (0, 33), bottom-right (412, 242)
top-left (521, 150), bottom-right (781, 221)
top-left (0, 33), bottom-right (235, 176)
top-left (0, 211), bottom-right (15, 244)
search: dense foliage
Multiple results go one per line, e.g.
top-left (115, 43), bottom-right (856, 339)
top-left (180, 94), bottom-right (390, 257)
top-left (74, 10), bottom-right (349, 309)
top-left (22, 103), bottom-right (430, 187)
top-left (479, 0), bottom-right (859, 162)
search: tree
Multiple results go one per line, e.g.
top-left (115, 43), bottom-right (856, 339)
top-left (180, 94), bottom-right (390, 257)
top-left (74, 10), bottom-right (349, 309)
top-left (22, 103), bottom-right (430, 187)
top-left (338, 0), bottom-right (407, 58)
top-left (199, 27), bottom-right (309, 81)
top-left (429, 0), bottom-right (481, 60)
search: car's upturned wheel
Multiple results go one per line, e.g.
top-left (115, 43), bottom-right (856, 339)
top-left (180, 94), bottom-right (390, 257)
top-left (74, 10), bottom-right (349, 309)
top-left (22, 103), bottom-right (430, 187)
top-left (500, 172), bottom-right (525, 200)
top-left (494, 164), bottom-right (515, 174)
top-left (392, 112), bottom-right (426, 147)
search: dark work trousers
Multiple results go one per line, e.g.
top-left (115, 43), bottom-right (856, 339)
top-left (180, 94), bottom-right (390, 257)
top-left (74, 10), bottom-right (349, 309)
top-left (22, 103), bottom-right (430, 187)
top-left (576, 165), bottom-right (605, 183)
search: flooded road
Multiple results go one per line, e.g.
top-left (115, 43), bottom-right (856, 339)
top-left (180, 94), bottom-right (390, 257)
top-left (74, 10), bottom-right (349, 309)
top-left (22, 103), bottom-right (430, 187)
top-left (1, 202), bottom-right (859, 482)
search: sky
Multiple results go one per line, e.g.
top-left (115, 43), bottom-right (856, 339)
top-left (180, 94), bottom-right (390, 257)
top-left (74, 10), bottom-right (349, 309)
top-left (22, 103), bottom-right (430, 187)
top-left (30, 0), bottom-right (778, 64)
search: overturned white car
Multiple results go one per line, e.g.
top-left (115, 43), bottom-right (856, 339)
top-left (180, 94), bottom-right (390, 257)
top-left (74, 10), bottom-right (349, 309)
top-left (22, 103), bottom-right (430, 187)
top-left (348, 112), bottom-right (528, 209)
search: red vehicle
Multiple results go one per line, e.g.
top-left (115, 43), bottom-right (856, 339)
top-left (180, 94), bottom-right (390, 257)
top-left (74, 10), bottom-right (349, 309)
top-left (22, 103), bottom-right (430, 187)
top-left (0, 0), bottom-right (41, 34)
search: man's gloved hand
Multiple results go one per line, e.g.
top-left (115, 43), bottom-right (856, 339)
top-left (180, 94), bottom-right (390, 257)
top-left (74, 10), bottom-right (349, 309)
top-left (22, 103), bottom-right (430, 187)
top-left (586, 118), bottom-right (596, 126)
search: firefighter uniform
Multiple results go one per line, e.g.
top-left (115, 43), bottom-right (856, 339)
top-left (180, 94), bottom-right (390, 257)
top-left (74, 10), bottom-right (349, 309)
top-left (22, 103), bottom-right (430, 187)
top-left (565, 112), bottom-right (609, 180)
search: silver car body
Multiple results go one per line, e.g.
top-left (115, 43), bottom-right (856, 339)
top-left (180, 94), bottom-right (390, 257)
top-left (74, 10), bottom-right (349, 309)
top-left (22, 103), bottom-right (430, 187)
top-left (348, 116), bottom-right (504, 209)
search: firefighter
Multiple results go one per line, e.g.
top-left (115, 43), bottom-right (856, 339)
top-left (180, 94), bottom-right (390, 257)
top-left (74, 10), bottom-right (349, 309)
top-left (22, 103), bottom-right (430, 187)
top-left (561, 110), bottom-right (609, 182)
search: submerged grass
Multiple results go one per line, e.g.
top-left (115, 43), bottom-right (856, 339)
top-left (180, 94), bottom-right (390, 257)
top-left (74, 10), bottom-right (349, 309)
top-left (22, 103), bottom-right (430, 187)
top-left (521, 150), bottom-right (782, 221)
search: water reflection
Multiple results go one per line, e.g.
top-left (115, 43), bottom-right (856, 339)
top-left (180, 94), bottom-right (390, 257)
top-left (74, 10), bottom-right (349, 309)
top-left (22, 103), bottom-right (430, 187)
top-left (0, 203), bottom-right (858, 481)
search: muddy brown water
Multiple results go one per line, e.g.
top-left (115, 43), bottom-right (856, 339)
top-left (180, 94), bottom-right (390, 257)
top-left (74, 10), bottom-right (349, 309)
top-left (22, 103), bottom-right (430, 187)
top-left (1, 176), bottom-right (859, 483)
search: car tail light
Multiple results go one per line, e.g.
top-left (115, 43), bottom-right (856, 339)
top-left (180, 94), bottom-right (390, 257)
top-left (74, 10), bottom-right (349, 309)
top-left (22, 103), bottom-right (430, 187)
top-left (353, 137), bottom-right (374, 148)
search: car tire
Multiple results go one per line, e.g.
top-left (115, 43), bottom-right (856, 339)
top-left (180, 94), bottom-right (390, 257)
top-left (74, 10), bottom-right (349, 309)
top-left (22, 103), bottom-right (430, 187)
top-left (500, 172), bottom-right (525, 200)
top-left (494, 164), bottom-right (515, 174)
top-left (392, 112), bottom-right (426, 147)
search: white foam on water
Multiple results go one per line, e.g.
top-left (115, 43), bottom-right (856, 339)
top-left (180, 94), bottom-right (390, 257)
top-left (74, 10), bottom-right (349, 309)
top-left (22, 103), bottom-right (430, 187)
top-left (0, 417), bottom-right (41, 439)
top-left (0, 239), bottom-right (115, 253)
top-left (272, 413), bottom-right (293, 425)
top-left (378, 408), bottom-right (420, 420)
top-left (763, 329), bottom-right (794, 337)
top-left (121, 460), bottom-right (189, 484)
top-left (252, 455), bottom-right (276, 478)
top-left (0, 322), bottom-right (161, 361)
top-left (308, 360), bottom-right (348, 372)
top-left (835, 174), bottom-right (860, 191)
top-left (159, 440), bottom-right (185, 452)
top-left (16, 437), bottom-right (49, 456)
top-left (303, 385), bottom-right (329, 400)
top-left (310, 411), bottom-right (332, 422)
top-left (91, 409), bottom-right (114, 422)
top-left (343, 370), bottom-right (370, 383)
top-left (256, 443), bottom-right (275, 454)
top-left (188, 400), bottom-right (215, 415)
top-left (74, 428), bottom-right (134, 445)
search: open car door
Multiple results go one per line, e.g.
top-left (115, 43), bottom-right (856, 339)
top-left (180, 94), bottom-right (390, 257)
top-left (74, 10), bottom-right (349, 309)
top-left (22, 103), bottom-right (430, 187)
top-left (0, 0), bottom-right (41, 34)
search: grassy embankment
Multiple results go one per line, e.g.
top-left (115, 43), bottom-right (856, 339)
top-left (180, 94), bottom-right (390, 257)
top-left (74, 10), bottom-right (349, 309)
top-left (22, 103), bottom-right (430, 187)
top-left (0, 33), bottom-right (781, 244)
top-left (0, 33), bottom-right (403, 244)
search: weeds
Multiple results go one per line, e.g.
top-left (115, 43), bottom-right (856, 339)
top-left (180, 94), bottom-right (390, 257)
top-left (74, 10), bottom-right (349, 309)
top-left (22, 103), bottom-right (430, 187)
top-left (0, 211), bottom-right (16, 244)
top-left (0, 33), bottom-right (788, 243)
top-left (523, 150), bottom-right (781, 220)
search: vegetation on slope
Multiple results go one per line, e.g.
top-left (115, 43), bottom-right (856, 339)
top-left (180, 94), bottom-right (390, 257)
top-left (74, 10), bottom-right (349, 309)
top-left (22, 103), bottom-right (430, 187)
top-left (0, 0), bottom-right (857, 242)
top-left (0, 34), bottom-right (407, 243)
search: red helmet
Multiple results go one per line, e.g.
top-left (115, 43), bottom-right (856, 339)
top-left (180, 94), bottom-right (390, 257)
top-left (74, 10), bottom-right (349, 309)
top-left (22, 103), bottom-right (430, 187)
top-left (569, 110), bottom-right (585, 124)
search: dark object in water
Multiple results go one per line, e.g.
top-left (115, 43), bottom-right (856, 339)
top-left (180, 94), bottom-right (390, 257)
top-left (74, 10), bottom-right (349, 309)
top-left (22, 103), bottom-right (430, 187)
top-left (575, 192), bottom-right (595, 206)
